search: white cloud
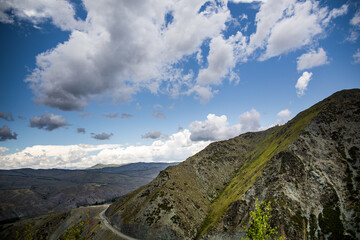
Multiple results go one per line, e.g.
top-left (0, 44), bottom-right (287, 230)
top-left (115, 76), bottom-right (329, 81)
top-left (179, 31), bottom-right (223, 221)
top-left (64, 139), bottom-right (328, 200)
top-left (247, 0), bottom-right (295, 55)
top-left (0, 130), bottom-right (210, 169)
top-left (189, 114), bottom-right (242, 141)
top-left (295, 71), bottom-right (312, 97)
top-left (197, 36), bottom-right (235, 86)
top-left (20, 0), bottom-right (230, 110)
top-left (323, 4), bottom-right (348, 25)
top-left (247, 0), bottom-right (348, 60)
top-left (0, 0), bottom-right (83, 31)
top-left (277, 109), bottom-right (291, 119)
top-left (353, 49), bottom-right (360, 64)
top-left (347, 11), bottom-right (360, 42)
top-left (230, 0), bottom-right (266, 3)
top-left (189, 109), bottom-right (261, 141)
top-left (297, 48), bottom-right (329, 71)
top-left (191, 31), bottom-right (248, 103)
top-left (188, 85), bottom-right (218, 104)
top-left (0, 0), bottom-right (349, 109)
top-left (346, 31), bottom-right (359, 42)
top-left (0, 147), bottom-right (9, 154)
top-left (350, 10), bottom-right (360, 26)
top-left (0, 109), bottom-right (263, 169)
top-left (239, 109), bottom-right (261, 133)
top-left (277, 109), bottom-right (291, 125)
top-left (261, 1), bottom-right (323, 60)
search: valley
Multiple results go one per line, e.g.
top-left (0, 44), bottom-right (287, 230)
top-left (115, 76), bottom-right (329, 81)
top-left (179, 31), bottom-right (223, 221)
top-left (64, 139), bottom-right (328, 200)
top-left (0, 162), bottom-right (177, 223)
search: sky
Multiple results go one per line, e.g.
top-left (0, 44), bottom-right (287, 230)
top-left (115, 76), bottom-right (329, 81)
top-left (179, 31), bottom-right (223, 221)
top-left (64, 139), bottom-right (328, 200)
top-left (0, 0), bottom-right (359, 169)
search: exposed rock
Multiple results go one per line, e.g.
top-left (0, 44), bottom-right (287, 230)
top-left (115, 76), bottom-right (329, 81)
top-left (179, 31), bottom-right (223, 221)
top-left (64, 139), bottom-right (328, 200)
top-left (108, 89), bottom-right (360, 240)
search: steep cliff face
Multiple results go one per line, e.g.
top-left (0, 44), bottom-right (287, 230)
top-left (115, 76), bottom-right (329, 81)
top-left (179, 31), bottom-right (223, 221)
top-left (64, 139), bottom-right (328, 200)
top-left (206, 89), bottom-right (360, 240)
top-left (107, 89), bottom-right (360, 240)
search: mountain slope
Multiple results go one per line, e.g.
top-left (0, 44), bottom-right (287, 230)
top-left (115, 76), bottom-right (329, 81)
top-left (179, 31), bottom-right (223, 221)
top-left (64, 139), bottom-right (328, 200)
top-left (106, 89), bottom-right (360, 239)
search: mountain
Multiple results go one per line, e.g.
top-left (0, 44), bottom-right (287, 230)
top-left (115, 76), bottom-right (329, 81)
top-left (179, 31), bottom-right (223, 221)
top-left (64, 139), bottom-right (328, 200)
top-left (0, 162), bottom-right (177, 223)
top-left (86, 163), bottom-right (124, 169)
top-left (105, 89), bottom-right (360, 240)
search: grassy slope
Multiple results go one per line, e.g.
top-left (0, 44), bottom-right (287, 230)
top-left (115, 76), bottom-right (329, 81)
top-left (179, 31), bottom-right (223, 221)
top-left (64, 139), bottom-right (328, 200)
top-left (196, 97), bottom-right (327, 238)
top-left (106, 128), bottom-right (278, 234)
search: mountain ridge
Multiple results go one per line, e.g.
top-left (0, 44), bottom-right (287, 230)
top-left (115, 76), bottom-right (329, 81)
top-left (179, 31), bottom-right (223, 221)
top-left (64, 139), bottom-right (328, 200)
top-left (106, 89), bottom-right (360, 239)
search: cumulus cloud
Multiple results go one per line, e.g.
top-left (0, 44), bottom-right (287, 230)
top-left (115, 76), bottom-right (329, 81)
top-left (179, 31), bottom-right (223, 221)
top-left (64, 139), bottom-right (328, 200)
top-left (239, 109), bottom-right (261, 133)
top-left (193, 35), bottom-right (236, 103)
top-left (103, 113), bottom-right (118, 119)
top-left (30, 113), bottom-right (68, 131)
top-left (277, 109), bottom-right (291, 124)
top-left (0, 125), bottom-right (18, 141)
top-left (1, 0), bottom-right (349, 109)
top-left (189, 109), bottom-right (261, 142)
top-left (141, 130), bottom-right (168, 140)
top-left (0, 112), bottom-right (14, 121)
top-left (353, 49), bottom-right (360, 64)
top-left (190, 114), bottom-right (241, 141)
top-left (17, 0), bottom-right (230, 110)
top-left (248, 0), bottom-right (348, 60)
top-left (197, 36), bottom-right (235, 86)
top-left (295, 71), bottom-right (312, 97)
top-left (121, 113), bottom-right (134, 119)
top-left (277, 109), bottom-right (291, 119)
top-left (0, 147), bottom-right (9, 154)
top-left (0, 130), bottom-right (210, 169)
top-left (0, 0), bottom-right (84, 30)
top-left (91, 132), bottom-right (113, 140)
top-left (230, 0), bottom-right (265, 3)
top-left (297, 48), bottom-right (329, 71)
top-left (77, 128), bottom-right (85, 134)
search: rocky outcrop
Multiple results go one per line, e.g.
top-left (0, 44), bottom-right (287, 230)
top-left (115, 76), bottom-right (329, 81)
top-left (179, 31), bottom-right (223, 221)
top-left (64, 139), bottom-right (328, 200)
top-left (108, 89), bottom-right (360, 240)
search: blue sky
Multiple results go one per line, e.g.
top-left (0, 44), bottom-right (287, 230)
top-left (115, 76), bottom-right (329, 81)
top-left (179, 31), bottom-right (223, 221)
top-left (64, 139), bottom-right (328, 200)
top-left (0, 0), bottom-right (359, 169)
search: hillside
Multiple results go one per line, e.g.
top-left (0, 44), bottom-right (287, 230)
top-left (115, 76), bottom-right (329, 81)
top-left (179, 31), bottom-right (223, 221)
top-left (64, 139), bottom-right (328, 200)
top-left (106, 89), bottom-right (360, 239)
top-left (0, 162), bottom-right (177, 223)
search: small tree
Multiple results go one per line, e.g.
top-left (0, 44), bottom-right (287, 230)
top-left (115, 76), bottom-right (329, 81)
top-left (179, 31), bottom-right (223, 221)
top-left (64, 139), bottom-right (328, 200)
top-left (243, 199), bottom-right (284, 240)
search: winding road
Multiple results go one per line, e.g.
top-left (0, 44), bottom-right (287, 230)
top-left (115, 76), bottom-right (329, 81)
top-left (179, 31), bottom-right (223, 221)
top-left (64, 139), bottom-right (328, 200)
top-left (99, 205), bottom-right (137, 240)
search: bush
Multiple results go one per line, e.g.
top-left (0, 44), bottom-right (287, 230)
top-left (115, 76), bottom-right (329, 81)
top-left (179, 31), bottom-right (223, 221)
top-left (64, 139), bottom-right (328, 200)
top-left (243, 199), bottom-right (284, 240)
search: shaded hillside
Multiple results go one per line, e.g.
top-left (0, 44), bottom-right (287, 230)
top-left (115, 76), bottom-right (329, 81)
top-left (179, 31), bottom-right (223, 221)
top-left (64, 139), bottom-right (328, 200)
top-left (0, 162), bottom-right (177, 222)
top-left (0, 205), bottom-right (113, 240)
top-left (106, 89), bottom-right (360, 240)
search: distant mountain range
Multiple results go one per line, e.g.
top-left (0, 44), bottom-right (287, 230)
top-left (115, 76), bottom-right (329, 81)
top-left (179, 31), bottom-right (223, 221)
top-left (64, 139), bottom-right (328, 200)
top-left (106, 89), bottom-right (360, 240)
top-left (0, 162), bottom-right (178, 223)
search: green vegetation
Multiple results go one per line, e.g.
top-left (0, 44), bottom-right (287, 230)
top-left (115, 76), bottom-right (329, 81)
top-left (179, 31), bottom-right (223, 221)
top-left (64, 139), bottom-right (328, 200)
top-left (197, 103), bottom-right (322, 238)
top-left (242, 200), bottom-right (283, 240)
top-left (15, 215), bottom-right (90, 240)
top-left (60, 217), bottom-right (89, 240)
top-left (16, 224), bottom-right (42, 240)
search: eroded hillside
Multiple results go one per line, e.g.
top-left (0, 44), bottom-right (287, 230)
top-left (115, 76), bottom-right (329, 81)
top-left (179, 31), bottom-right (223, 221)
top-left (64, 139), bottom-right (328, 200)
top-left (106, 89), bottom-right (360, 240)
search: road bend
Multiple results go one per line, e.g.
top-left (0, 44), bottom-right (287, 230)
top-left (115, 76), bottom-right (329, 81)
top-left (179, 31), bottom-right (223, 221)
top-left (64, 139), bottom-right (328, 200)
top-left (99, 206), bottom-right (137, 240)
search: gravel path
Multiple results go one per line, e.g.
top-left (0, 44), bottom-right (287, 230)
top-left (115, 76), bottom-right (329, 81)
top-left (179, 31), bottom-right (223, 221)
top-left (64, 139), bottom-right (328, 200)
top-left (99, 205), bottom-right (137, 240)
